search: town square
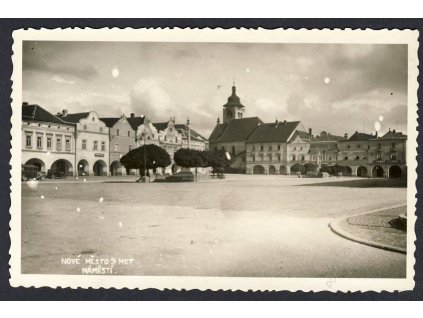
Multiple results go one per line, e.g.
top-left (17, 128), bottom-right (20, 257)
top-left (11, 28), bottom-right (417, 291)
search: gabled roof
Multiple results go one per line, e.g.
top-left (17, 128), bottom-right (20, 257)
top-left (175, 124), bottom-right (208, 142)
top-left (294, 130), bottom-right (311, 141)
top-left (127, 116), bottom-right (145, 131)
top-left (100, 117), bottom-right (120, 128)
top-left (347, 131), bottom-right (374, 142)
top-left (381, 130), bottom-right (407, 140)
top-left (209, 117), bottom-right (263, 143)
top-left (22, 103), bottom-right (72, 125)
top-left (246, 121), bottom-right (301, 143)
top-left (58, 112), bottom-right (90, 123)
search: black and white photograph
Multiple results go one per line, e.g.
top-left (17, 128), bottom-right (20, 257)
top-left (9, 28), bottom-right (418, 292)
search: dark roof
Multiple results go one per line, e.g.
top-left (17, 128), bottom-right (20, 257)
top-left (209, 117), bottom-right (263, 143)
top-left (22, 104), bottom-right (71, 125)
top-left (152, 121), bottom-right (169, 131)
top-left (347, 131), bottom-right (374, 142)
top-left (381, 130), bottom-right (407, 140)
top-left (175, 124), bottom-right (208, 142)
top-left (58, 112), bottom-right (90, 123)
top-left (223, 85), bottom-right (245, 109)
top-left (312, 131), bottom-right (346, 142)
top-left (127, 116), bottom-right (145, 131)
top-left (246, 121), bottom-right (300, 143)
top-left (100, 117), bottom-right (120, 127)
top-left (295, 130), bottom-right (311, 141)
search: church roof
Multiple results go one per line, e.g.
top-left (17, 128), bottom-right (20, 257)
top-left (22, 103), bottom-right (72, 125)
top-left (246, 121), bottom-right (301, 143)
top-left (209, 117), bottom-right (263, 143)
top-left (223, 85), bottom-right (245, 109)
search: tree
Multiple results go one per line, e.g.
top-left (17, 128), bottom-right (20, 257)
top-left (120, 144), bottom-right (171, 181)
top-left (174, 148), bottom-right (205, 181)
top-left (333, 164), bottom-right (346, 175)
top-left (205, 150), bottom-right (231, 175)
top-left (304, 163), bottom-right (318, 173)
top-left (291, 163), bottom-right (306, 174)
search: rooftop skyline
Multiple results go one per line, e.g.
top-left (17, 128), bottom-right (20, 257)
top-left (22, 41), bottom-right (408, 137)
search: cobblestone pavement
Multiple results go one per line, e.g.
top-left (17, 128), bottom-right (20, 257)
top-left (336, 206), bottom-right (407, 250)
top-left (21, 175), bottom-right (407, 278)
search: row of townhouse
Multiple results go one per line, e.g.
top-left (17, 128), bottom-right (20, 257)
top-left (21, 102), bottom-right (208, 178)
top-left (209, 85), bottom-right (407, 178)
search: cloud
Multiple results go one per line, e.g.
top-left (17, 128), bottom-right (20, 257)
top-left (51, 75), bottom-right (75, 85)
top-left (23, 41), bottom-right (98, 80)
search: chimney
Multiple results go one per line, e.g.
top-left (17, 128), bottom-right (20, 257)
top-left (308, 128), bottom-right (312, 138)
top-left (393, 129), bottom-right (396, 133)
top-left (375, 131), bottom-right (378, 138)
top-left (62, 109), bottom-right (68, 117)
top-left (275, 119), bottom-right (279, 127)
top-left (344, 133), bottom-right (348, 139)
top-left (130, 113), bottom-right (135, 118)
top-left (22, 102), bottom-right (28, 107)
top-left (217, 117), bottom-right (220, 124)
top-left (283, 120), bottom-right (287, 124)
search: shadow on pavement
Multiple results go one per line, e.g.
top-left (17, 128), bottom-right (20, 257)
top-left (299, 178), bottom-right (407, 188)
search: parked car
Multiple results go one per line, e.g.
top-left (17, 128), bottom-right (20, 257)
top-left (21, 164), bottom-right (45, 181)
top-left (166, 171), bottom-right (194, 182)
top-left (46, 169), bottom-right (67, 179)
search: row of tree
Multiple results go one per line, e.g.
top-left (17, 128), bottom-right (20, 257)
top-left (119, 144), bottom-right (231, 178)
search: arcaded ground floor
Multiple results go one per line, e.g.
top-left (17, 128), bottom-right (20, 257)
top-left (21, 175), bottom-right (407, 278)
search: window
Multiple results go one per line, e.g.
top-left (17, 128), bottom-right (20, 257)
top-left (93, 141), bottom-right (98, 151)
top-left (347, 145), bottom-right (350, 149)
top-left (25, 135), bottom-right (32, 147)
top-left (269, 145), bottom-right (272, 151)
top-left (293, 147), bottom-right (296, 150)
top-left (56, 137), bottom-right (62, 150)
top-left (391, 154), bottom-right (396, 160)
top-left (355, 155), bottom-right (360, 160)
top-left (391, 143), bottom-right (396, 149)
top-left (101, 141), bottom-right (105, 151)
top-left (368, 145), bottom-right (371, 149)
top-left (268, 154), bottom-right (272, 162)
top-left (277, 154), bottom-right (281, 162)
top-left (260, 145), bottom-right (264, 151)
top-left (329, 156), bottom-right (332, 161)
top-left (251, 155), bottom-right (255, 162)
top-left (292, 155), bottom-right (296, 161)
top-left (47, 136), bottom-right (52, 149)
top-left (277, 145), bottom-right (281, 151)
top-left (344, 156), bottom-right (348, 160)
top-left (65, 137), bottom-right (71, 151)
top-left (36, 135), bottom-right (42, 148)
top-left (114, 144), bottom-right (119, 152)
top-left (83, 124), bottom-right (87, 130)
top-left (301, 155), bottom-right (305, 161)
top-left (128, 131), bottom-right (130, 137)
top-left (252, 145), bottom-right (256, 151)
top-left (82, 139), bottom-right (87, 150)
top-left (377, 154), bottom-right (382, 160)
top-left (357, 144), bottom-right (361, 148)
top-left (259, 154), bottom-right (264, 162)
top-left (378, 143), bottom-right (382, 149)
top-left (92, 117), bottom-right (95, 122)
top-left (300, 146), bottom-right (303, 150)
top-left (116, 129), bottom-right (120, 136)
top-left (100, 127), bottom-right (103, 133)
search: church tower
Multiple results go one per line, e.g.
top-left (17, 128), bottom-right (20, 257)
top-left (222, 83), bottom-right (245, 124)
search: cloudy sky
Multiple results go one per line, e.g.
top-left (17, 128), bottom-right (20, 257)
top-left (22, 41), bottom-right (408, 137)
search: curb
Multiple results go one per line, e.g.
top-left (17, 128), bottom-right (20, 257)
top-left (329, 205), bottom-right (407, 254)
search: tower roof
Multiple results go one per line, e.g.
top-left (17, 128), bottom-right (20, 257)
top-left (223, 85), bottom-right (245, 109)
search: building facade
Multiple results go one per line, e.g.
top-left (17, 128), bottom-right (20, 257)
top-left (22, 103), bottom-right (76, 178)
top-left (338, 130), bottom-right (407, 178)
top-left (245, 121), bottom-right (310, 175)
top-left (58, 110), bottom-right (110, 176)
top-left (309, 131), bottom-right (346, 166)
top-left (101, 115), bottom-right (138, 176)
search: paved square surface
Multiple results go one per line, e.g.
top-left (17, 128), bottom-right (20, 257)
top-left (21, 175), bottom-right (407, 278)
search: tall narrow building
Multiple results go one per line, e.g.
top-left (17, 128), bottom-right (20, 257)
top-left (222, 83), bottom-right (245, 123)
